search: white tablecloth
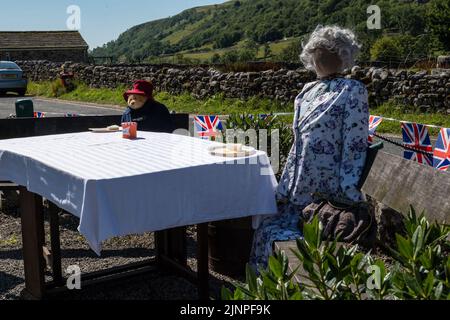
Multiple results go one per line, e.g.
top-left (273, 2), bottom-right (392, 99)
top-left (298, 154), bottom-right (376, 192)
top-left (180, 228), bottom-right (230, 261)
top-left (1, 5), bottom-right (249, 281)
top-left (0, 131), bottom-right (278, 254)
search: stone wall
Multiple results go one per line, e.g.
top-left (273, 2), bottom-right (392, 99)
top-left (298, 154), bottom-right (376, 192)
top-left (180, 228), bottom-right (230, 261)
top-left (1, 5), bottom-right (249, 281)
top-left (16, 60), bottom-right (450, 111)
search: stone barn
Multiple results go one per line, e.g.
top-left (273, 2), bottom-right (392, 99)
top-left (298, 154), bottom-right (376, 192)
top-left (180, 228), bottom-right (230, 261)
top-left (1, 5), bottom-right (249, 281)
top-left (0, 31), bottom-right (89, 62)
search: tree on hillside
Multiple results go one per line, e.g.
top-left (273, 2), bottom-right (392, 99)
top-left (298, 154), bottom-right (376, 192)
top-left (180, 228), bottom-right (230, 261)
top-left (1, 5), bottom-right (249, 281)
top-left (214, 31), bottom-right (242, 49)
top-left (90, 0), bottom-right (448, 63)
top-left (252, 25), bottom-right (283, 44)
top-left (277, 39), bottom-right (301, 63)
top-left (426, 0), bottom-right (450, 51)
top-left (243, 39), bottom-right (259, 56)
top-left (221, 50), bottom-right (240, 64)
top-left (239, 49), bottom-right (257, 62)
top-left (211, 53), bottom-right (221, 64)
top-left (370, 36), bottom-right (403, 62)
top-left (264, 44), bottom-right (272, 60)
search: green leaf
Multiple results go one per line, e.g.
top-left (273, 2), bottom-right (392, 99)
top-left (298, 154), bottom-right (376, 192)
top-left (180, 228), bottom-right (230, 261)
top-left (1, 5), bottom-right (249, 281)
top-left (233, 287), bottom-right (246, 300)
top-left (289, 291), bottom-right (303, 300)
top-left (418, 248), bottom-right (433, 270)
top-left (221, 287), bottom-right (234, 300)
top-left (412, 225), bottom-right (424, 259)
top-left (423, 272), bottom-right (435, 297)
top-left (245, 264), bottom-right (258, 293)
top-left (403, 273), bottom-right (424, 298)
top-left (434, 282), bottom-right (443, 300)
top-left (268, 255), bottom-right (283, 279)
top-left (303, 221), bottom-right (318, 249)
top-left (396, 234), bottom-right (414, 260)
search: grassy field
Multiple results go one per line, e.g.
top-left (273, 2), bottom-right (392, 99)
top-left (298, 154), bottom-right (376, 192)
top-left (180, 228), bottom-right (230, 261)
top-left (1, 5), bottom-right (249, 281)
top-left (28, 81), bottom-right (449, 136)
top-left (164, 19), bottom-right (210, 45)
top-left (157, 37), bottom-right (299, 63)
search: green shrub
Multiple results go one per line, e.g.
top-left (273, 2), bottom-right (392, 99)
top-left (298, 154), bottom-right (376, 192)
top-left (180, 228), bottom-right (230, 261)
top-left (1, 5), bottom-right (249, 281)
top-left (224, 113), bottom-right (293, 177)
top-left (50, 79), bottom-right (67, 98)
top-left (388, 207), bottom-right (450, 300)
top-left (222, 207), bottom-right (450, 300)
top-left (222, 252), bottom-right (303, 300)
top-left (370, 36), bottom-right (403, 62)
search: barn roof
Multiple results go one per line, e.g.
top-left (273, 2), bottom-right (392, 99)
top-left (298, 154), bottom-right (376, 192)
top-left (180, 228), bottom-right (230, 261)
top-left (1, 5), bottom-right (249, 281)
top-left (0, 31), bottom-right (89, 50)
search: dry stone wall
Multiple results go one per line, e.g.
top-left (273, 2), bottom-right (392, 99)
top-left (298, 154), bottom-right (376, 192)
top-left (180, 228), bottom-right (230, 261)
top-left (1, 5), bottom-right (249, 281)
top-left (17, 60), bottom-right (450, 111)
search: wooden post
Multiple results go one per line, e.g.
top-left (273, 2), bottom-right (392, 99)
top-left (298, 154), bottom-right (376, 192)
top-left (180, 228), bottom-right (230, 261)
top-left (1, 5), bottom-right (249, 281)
top-left (155, 227), bottom-right (187, 267)
top-left (168, 227), bottom-right (187, 267)
top-left (197, 223), bottom-right (209, 300)
top-left (19, 187), bottom-right (46, 299)
top-left (48, 202), bottom-right (63, 286)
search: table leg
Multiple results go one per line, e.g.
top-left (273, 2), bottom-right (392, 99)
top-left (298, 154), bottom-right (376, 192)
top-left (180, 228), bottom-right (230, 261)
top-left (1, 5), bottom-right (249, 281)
top-left (155, 227), bottom-right (187, 267)
top-left (19, 187), bottom-right (46, 300)
top-left (197, 223), bottom-right (209, 300)
top-left (48, 202), bottom-right (63, 286)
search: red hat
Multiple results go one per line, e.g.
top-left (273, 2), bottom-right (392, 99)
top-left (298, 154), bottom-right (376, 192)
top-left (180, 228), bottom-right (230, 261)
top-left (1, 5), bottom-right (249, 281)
top-left (123, 80), bottom-right (154, 102)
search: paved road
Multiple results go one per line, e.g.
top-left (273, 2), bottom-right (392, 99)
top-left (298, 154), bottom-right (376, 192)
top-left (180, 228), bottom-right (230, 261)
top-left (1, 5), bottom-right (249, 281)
top-left (0, 95), bottom-right (123, 118)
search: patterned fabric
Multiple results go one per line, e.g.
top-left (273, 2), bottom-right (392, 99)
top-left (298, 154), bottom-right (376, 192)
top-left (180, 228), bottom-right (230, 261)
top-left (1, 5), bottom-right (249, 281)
top-left (250, 78), bottom-right (369, 270)
top-left (34, 112), bottom-right (46, 118)
top-left (433, 128), bottom-right (450, 171)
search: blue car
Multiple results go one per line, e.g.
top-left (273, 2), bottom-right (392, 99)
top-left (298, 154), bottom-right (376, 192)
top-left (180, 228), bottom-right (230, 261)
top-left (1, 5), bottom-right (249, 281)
top-left (0, 61), bottom-right (28, 96)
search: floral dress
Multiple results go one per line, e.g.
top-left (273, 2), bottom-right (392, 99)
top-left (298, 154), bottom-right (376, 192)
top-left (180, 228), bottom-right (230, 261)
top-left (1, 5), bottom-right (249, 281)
top-left (250, 78), bottom-right (369, 270)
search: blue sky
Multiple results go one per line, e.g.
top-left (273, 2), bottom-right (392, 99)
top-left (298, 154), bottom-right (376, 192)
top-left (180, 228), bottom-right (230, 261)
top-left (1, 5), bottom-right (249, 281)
top-left (0, 0), bottom-right (225, 50)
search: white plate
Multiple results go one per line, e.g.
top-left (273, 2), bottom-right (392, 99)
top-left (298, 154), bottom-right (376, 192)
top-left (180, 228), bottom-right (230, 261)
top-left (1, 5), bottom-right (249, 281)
top-left (89, 127), bottom-right (122, 133)
top-left (208, 145), bottom-right (256, 157)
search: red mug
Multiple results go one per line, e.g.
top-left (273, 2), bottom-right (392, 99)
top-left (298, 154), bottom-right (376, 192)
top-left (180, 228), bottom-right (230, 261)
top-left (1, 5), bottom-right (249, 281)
top-left (122, 122), bottom-right (137, 139)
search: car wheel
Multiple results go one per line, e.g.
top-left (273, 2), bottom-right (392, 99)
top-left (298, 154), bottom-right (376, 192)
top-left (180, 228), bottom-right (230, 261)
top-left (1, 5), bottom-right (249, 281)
top-left (0, 90), bottom-right (7, 97)
top-left (17, 89), bottom-right (26, 97)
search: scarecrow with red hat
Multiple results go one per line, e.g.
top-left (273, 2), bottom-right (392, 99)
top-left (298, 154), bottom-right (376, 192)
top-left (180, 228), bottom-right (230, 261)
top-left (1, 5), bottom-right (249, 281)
top-left (122, 80), bottom-right (174, 132)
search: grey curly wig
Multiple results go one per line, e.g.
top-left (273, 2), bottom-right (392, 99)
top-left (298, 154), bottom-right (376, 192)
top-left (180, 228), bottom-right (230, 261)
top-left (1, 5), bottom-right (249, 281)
top-left (300, 25), bottom-right (361, 72)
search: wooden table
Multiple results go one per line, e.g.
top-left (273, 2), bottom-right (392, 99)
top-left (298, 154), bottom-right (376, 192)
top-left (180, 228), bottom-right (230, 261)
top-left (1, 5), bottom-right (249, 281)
top-left (1, 115), bottom-right (212, 299)
top-left (19, 186), bottom-right (210, 300)
top-left (1, 116), bottom-right (277, 300)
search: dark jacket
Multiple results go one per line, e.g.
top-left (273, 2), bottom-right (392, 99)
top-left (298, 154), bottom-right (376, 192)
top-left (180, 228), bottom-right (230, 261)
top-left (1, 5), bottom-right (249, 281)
top-left (122, 100), bottom-right (174, 133)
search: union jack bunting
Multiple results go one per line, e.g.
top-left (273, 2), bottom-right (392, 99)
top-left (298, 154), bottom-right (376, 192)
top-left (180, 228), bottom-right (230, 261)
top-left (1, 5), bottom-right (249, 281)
top-left (368, 115), bottom-right (383, 143)
top-left (240, 114), bottom-right (267, 119)
top-left (194, 115), bottom-right (223, 139)
top-left (401, 122), bottom-right (433, 166)
top-left (33, 112), bottom-right (45, 118)
top-left (433, 128), bottom-right (450, 171)
top-left (254, 114), bottom-right (271, 121)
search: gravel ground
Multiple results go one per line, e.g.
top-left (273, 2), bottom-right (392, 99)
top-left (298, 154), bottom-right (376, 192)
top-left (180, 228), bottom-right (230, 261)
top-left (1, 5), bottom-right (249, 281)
top-left (0, 191), bottom-right (243, 300)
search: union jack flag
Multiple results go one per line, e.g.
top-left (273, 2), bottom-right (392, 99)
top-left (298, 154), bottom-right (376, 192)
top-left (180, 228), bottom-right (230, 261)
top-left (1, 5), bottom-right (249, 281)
top-left (401, 122), bottom-right (433, 166)
top-left (433, 128), bottom-right (450, 171)
top-left (194, 115), bottom-right (223, 139)
top-left (368, 115), bottom-right (383, 143)
top-left (34, 112), bottom-right (45, 118)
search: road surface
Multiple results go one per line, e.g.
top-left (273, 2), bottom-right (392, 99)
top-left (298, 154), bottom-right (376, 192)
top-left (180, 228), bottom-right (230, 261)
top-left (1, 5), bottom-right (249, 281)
top-left (0, 95), bottom-right (123, 118)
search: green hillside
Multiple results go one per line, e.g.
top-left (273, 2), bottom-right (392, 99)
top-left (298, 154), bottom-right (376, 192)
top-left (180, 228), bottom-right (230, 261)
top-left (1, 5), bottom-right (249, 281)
top-left (91, 0), bottom-right (449, 64)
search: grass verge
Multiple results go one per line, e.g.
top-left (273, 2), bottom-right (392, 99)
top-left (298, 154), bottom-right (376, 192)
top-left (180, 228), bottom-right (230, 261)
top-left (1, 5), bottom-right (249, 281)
top-left (27, 81), bottom-right (292, 115)
top-left (371, 102), bottom-right (450, 136)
